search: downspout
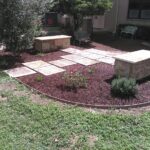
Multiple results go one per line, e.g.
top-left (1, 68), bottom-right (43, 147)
top-left (114, 0), bottom-right (119, 33)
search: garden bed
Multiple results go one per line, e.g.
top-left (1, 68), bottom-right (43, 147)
top-left (18, 62), bottom-right (150, 108)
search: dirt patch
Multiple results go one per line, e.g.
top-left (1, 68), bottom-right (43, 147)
top-left (0, 82), bottom-right (17, 91)
top-left (87, 135), bottom-right (98, 147)
top-left (85, 105), bottom-right (150, 116)
top-left (0, 95), bottom-right (7, 102)
top-left (13, 91), bottom-right (29, 98)
top-left (30, 94), bottom-right (50, 105)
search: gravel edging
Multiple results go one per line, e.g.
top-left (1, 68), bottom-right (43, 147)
top-left (16, 78), bottom-right (150, 110)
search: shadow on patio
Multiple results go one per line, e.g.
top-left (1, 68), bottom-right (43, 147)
top-left (92, 31), bottom-right (150, 52)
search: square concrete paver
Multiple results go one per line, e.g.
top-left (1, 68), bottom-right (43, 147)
top-left (61, 54), bottom-right (98, 66)
top-left (97, 57), bottom-right (115, 65)
top-left (23, 60), bottom-right (50, 69)
top-left (62, 48), bottom-right (83, 55)
top-left (4, 67), bottom-right (36, 78)
top-left (61, 54), bottom-right (85, 61)
top-left (84, 49), bottom-right (110, 56)
top-left (35, 65), bottom-right (65, 76)
top-left (79, 51), bottom-right (105, 60)
top-left (74, 58), bottom-right (99, 66)
top-left (49, 59), bottom-right (76, 67)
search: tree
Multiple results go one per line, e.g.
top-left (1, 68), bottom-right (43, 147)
top-left (0, 0), bottom-right (49, 55)
top-left (50, 0), bottom-right (112, 31)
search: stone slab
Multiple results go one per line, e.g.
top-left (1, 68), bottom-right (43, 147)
top-left (35, 65), bottom-right (65, 76)
top-left (84, 49), bottom-right (111, 56)
top-left (35, 35), bottom-right (71, 41)
top-left (61, 54), bottom-right (85, 61)
top-left (49, 59), bottom-right (76, 67)
top-left (84, 49), bottom-right (122, 57)
top-left (115, 50), bottom-right (150, 63)
top-left (62, 48), bottom-right (83, 55)
top-left (4, 67), bottom-right (36, 78)
top-left (23, 60), bottom-right (50, 69)
top-left (73, 58), bottom-right (99, 66)
top-left (79, 51), bottom-right (105, 60)
top-left (115, 50), bottom-right (150, 79)
top-left (97, 57), bottom-right (115, 65)
top-left (61, 54), bottom-right (98, 66)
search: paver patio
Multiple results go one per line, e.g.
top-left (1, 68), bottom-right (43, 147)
top-left (4, 47), bottom-right (121, 78)
top-left (49, 59), bottom-right (76, 67)
top-left (4, 67), bottom-right (36, 77)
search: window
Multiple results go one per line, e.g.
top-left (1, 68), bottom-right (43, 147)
top-left (128, 0), bottom-right (150, 19)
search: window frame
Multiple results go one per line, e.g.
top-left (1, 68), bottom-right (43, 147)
top-left (128, 0), bottom-right (150, 20)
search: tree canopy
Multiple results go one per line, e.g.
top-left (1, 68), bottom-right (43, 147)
top-left (50, 0), bottom-right (112, 30)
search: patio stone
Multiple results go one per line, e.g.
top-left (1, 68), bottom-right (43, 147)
top-left (49, 59), bottom-right (76, 67)
top-left (61, 54), bottom-right (98, 66)
top-left (62, 48), bottom-right (83, 55)
top-left (84, 49), bottom-right (121, 57)
top-left (4, 67), bottom-right (36, 78)
top-left (23, 60), bottom-right (50, 69)
top-left (84, 49), bottom-right (110, 55)
top-left (35, 65), bottom-right (65, 76)
top-left (97, 57), bottom-right (115, 65)
top-left (61, 54), bottom-right (85, 61)
top-left (79, 51), bottom-right (105, 60)
top-left (74, 58), bottom-right (99, 66)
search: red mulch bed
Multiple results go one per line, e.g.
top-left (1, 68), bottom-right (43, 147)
top-left (18, 62), bottom-right (150, 106)
top-left (1, 44), bottom-right (150, 107)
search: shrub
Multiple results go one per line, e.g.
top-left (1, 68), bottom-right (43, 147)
top-left (35, 75), bottom-right (44, 82)
top-left (0, 0), bottom-right (49, 54)
top-left (63, 72), bottom-right (88, 90)
top-left (111, 78), bottom-right (137, 98)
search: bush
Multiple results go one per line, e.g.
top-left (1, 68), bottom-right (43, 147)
top-left (35, 75), bottom-right (44, 82)
top-left (0, 0), bottom-right (49, 54)
top-left (63, 72), bottom-right (88, 90)
top-left (111, 78), bottom-right (137, 98)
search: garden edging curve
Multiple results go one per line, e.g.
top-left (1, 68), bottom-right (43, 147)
top-left (16, 78), bottom-right (150, 109)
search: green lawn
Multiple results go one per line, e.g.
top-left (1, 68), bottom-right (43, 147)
top-left (0, 72), bottom-right (150, 150)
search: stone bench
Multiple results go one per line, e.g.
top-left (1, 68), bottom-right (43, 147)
top-left (35, 35), bottom-right (71, 52)
top-left (114, 50), bottom-right (150, 80)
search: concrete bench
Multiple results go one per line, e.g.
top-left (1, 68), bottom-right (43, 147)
top-left (35, 35), bottom-right (71, 52)
top-left (114, 50), bottom-right (150, 79)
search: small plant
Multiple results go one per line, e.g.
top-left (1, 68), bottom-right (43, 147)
top-left (87, 67), bottom-right (95, 75)
top-left (111, 77), bottom-right (137, 98)
top-left (35, 75), bottom-right (44, 82)
top-left (63, 72), bottom-right (88, 90)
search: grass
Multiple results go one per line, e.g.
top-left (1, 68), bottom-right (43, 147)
top-left (0, 72), bottom-right (150, 149)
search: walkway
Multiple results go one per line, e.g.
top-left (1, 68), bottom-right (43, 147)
top-left (4, 48), bottom-right (123, 78)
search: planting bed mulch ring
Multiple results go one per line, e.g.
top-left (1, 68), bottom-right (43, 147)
top-left (17, 62), bottom-right (150, 109)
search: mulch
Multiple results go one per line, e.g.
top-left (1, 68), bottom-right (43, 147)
top-left (18, 62), bottom-right (150, 106)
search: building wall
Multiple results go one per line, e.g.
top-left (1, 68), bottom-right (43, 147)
top-left (103, 0), bottom-right (150, 32)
